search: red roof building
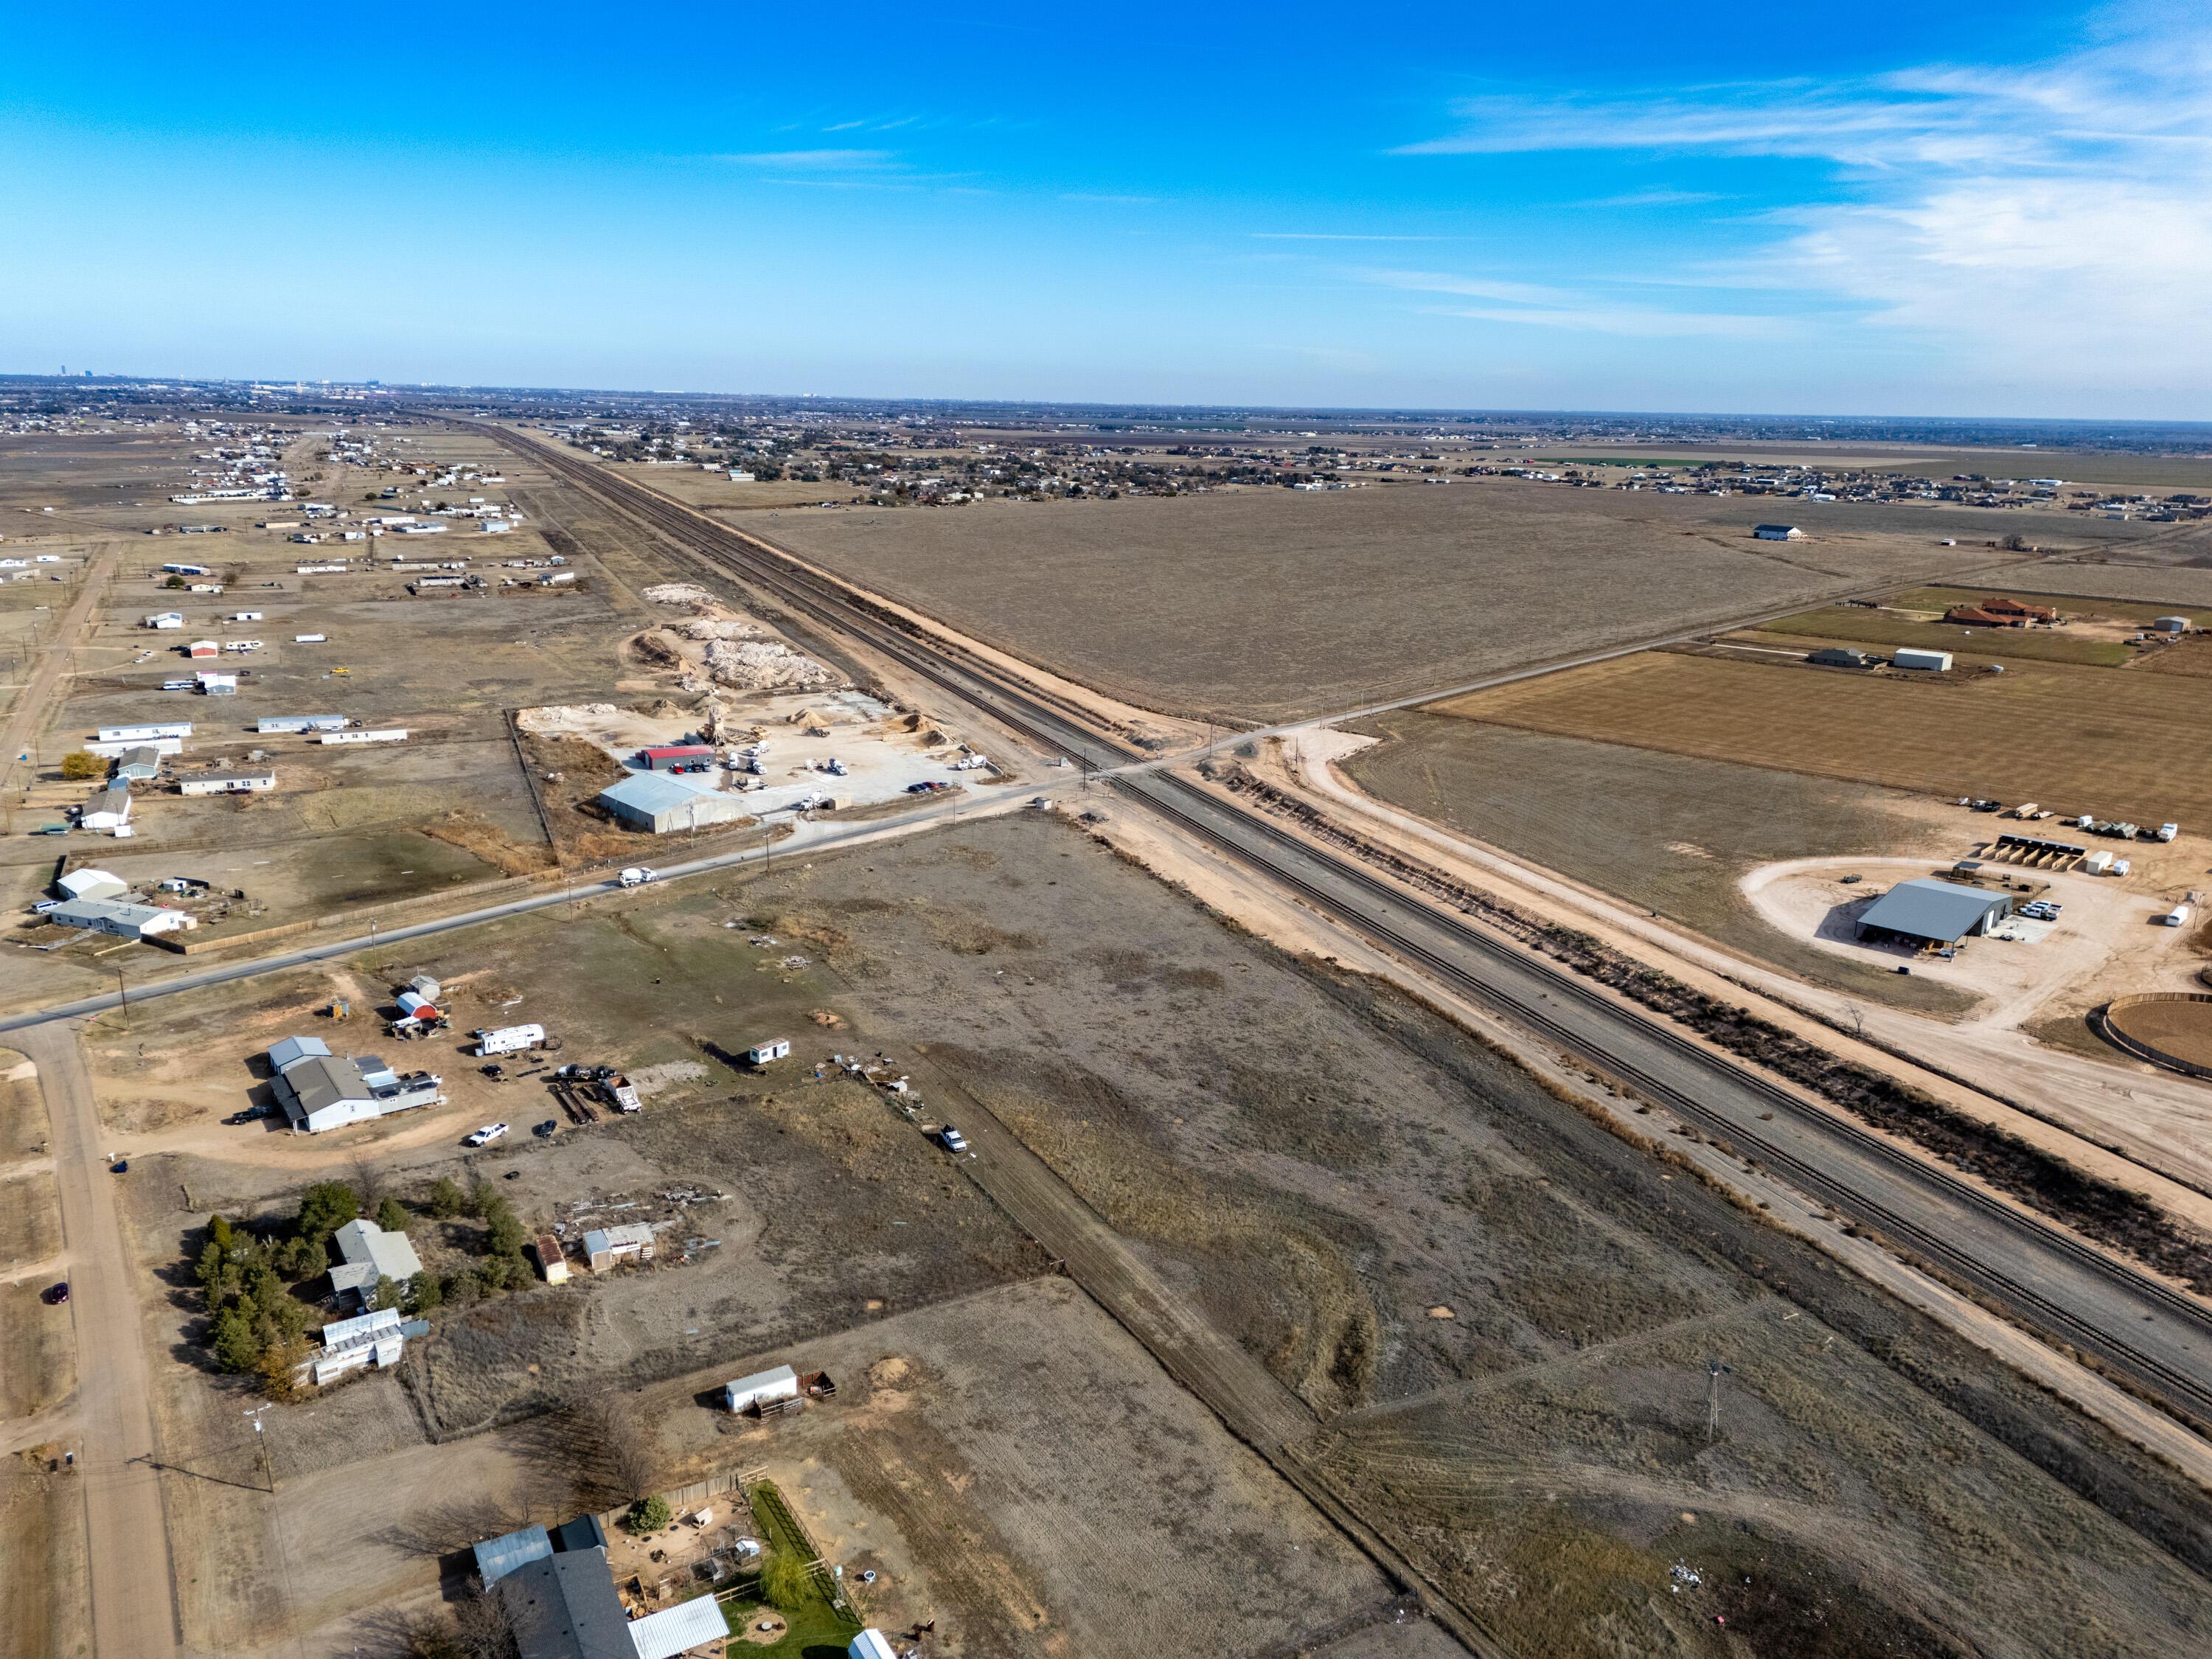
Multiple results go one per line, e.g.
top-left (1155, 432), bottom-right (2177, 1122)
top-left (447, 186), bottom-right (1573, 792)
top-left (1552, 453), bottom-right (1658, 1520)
top-left (637, 744), bottom-right (717, 771)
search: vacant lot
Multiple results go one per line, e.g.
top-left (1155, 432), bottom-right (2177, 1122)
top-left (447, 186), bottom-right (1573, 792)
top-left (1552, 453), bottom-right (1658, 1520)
top-left (1339, 718), bottom-right (1975, 1009)
top-left (752, 480), bottom-right (2009, 721)
top-left (0, 1456), bottom-right (89, 1659)
top-left (648, 1278), bottom-right (1398, 1658)
top-left (0, 1280), bottom-right (72, 1419)
top-left (1428, 649), bottom-right (2212, 830)
top-left (2004, 561), bottom-right (2212, 602)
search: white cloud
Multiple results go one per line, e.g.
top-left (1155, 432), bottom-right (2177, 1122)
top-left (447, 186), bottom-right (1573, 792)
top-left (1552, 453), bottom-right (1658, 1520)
top-left (1395, 13), bottom-right (2212, 397)
top-left (1355, 268), bottom-right (1784, 338)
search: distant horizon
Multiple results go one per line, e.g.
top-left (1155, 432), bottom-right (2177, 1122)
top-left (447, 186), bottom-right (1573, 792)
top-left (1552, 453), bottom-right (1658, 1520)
top-left (10, 369), bottom-right (2212, 444)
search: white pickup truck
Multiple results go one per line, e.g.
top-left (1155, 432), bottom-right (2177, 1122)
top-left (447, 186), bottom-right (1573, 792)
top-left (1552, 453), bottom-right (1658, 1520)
top-left (465, 1123), bottom-right (509, 1147)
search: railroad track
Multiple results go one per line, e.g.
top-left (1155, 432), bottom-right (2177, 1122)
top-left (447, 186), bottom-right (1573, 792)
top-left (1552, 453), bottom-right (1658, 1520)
top-left (490, 424), bottom-right (2212, 1431)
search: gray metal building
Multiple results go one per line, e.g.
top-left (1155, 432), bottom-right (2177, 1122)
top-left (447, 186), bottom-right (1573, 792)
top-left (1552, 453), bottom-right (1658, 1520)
top-left (1855, 877), bottom-right (2011, 947)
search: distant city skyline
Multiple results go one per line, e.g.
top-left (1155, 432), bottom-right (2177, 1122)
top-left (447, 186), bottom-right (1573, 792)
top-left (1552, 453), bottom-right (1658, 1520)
top-left (4, 1), bottom-right (2204, 418)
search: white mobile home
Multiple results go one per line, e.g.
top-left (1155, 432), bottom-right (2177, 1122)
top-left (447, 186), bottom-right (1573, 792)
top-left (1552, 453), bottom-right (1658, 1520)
top-left (178, 771), bottom-right (275, 796)
top-left (258, 714), bottom-right (347, 734)
top-left (319, 728), bottom-right (406, 745)
top-left (97, 722), bottom-right (192, 743)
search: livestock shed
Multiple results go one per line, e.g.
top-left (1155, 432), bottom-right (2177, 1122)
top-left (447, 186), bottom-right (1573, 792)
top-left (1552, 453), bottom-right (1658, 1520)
top-left (1856, 877), bottom-right (2012, 948)
top-left (726, 1364), bottom-right (801, 1413)
top-left (596, 771), bottom-right (750, 835)
top-left (1807, 647), bottom-right (1873, 669)
top-left (1753, 524), bottom-right (1805, 540)
top-left (625, 1596), bottom-right (731, 1659)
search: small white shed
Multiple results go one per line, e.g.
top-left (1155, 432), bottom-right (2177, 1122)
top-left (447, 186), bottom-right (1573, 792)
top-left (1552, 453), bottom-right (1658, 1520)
top-left (745, 1038), bottom-right (792, 1066)
top-left (726, 1364), bottom-right (800, 1413)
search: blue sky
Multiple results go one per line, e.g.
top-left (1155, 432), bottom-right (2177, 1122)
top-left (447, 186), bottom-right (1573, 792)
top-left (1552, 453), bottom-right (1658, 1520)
top-left (3, 1), bottom-right (2205, 416)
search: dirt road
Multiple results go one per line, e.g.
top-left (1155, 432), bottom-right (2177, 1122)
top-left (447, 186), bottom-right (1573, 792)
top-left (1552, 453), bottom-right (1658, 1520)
top-left (15, 1019), bottom-right (181, 1659)
top-left (0, 549), bottom-right (115, 780)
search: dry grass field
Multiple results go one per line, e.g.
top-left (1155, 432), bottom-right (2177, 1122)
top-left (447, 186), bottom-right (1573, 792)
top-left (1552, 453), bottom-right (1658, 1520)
top-left (1989, 560), bottom-right (2212, 602)
top-left (750, 480), bottom-right (2014, 721)
top-left (82, 813), bottom-right (2212, 1658)
top-left (1429, 649), bottom-right (2212, 829)
top-left (1887, 584), bottom-right (2212, 625)
top-left (1753, 607), bottom-right (2136, 667)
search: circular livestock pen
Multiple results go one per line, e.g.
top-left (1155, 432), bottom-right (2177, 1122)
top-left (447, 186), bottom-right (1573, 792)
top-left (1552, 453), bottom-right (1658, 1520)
top-left (2097, 992), bottom-right (2212, 1079)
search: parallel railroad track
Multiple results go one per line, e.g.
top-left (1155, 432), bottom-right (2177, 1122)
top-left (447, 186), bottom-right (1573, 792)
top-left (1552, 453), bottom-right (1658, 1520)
top-left (493, 424), bottom-right (2212, 1433)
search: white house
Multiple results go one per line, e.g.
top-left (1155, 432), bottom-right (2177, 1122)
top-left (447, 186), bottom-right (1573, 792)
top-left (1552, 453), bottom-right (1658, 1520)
top-left (46, 897), bottom-right (193, 939)
top-left (80, 785), bottom-right (133, 832)
top-left (267, 1035), bottom-right (443, 1134)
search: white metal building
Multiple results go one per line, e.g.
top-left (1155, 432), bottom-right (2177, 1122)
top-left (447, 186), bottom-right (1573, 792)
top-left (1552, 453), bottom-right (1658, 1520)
top-left (97, 722), bottom-right (192, 743)
top-left (725, 1364), bottom-right (799, 1413)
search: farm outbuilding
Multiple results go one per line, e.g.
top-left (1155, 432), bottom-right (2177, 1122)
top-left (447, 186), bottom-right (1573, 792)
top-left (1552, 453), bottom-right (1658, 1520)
top-left (1856, 877), bottom-right (2012, 948)
top-left (726, 1363), bottom-right (801, 1413)
top-left (580, 1222), bottom-right (655, 1271)
top-left (1753, 524), bottom-right (1805, 540)
top-left (472, 1523), bottom-right (553, 1587)
top-left (532, 1234), bottom-right (571, 1284)
top-left (2155, 616), bottom-right (2191, 633)
top-left (596, 771), bottom-right (750, 835)
top-left (625, 1596), bottom-right (731, 1659)
top-left (56, 868), bottom-right (128, 902)
top-left (1807, 647), bottom-right (1872, 669)
top-left (637, 744), bottom-right (717, 771)
top-left (1892, 647), bottom-right (1953, 672)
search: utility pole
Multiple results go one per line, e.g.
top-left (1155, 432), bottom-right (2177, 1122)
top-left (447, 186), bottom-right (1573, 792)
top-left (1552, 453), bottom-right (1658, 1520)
top-left (114, 966), bottom-right (129, 1032)
top-left (1705, 1357), bottom-right (1731, 1442)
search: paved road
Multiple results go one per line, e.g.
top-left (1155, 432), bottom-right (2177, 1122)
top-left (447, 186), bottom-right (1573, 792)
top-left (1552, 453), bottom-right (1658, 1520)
top-left (13, 1020), bottom-right (181, 1659)
top-left (0, 789), bottom-right (1033, 1034)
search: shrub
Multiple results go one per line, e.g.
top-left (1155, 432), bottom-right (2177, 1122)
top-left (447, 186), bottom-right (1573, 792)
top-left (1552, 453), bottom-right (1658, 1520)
top-left (375, 1197), bottom-right (410, 1234)
top-left (296, 1181), bottom-right (359, 1241)
top-left (428, 1176), bottom-right (465, 1219)
top-left (623, 1495), bottom-right (671, 1535)
top-left (59, 751), bottom-right (103, 780)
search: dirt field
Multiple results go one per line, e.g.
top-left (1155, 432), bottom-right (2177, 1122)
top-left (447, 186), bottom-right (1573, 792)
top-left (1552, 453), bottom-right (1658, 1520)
top-left (0, 1172), bottom-right (60, 1270)
top-left (748, 479), bottom-right (2013, 721)
top-left (0, 1057), bottom-right (52, 1160)
top-left (0, 1281), bottom-right (73, 1419)
top-left (1338, 716), bottom-right (1975, 1011)
top-left (77, 806), bottom-right (2212, 1658)
top-left (2003, 561), bottom-right (2212, 603)
top-left (1425, 648), bottom-right (2212, 830)
top-left (0, 1456), bottom-right (90, 1659)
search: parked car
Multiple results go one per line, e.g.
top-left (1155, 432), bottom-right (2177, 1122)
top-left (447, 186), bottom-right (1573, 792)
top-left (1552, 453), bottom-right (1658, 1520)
top-left (42, 1282), bottom-right (69, 1305)
top-left (533, 1119), bottom-right (558, 1138)
top-left (224, 1108), bottom-right (262, 1125)
top-left (465, 1123), bottom-right (509, 1147)
top-left (938, 1125), bottom-right (969, 1154)
top-left (109, 1160), bottom-right (128, 1174)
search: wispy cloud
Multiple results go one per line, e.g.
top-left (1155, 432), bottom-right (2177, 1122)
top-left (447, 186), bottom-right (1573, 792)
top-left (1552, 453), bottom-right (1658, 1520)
top-left (1062, 192), bottom-right (1158, 205)
top-left (717, 148), bottom-right (900, 170)
top-left (1354, 267), bottom-right (1786, 338)
top-left (1252, 232), bottom-right (1457, 242)
top-left (1576, 188), bottom-right (1722, 207)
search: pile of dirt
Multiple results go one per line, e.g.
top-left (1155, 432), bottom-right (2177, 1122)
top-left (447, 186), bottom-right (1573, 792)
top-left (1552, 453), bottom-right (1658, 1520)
top-left (695, 639), bottom-right (836, 691)
top-left (517, 703), bottom-right (619, 734)
top-left (641, 582), bottom-right (715, 608)
top-left (627, 630), bottom-right (681, 667)
top-left (678, 617), bottom-right (762, 641)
